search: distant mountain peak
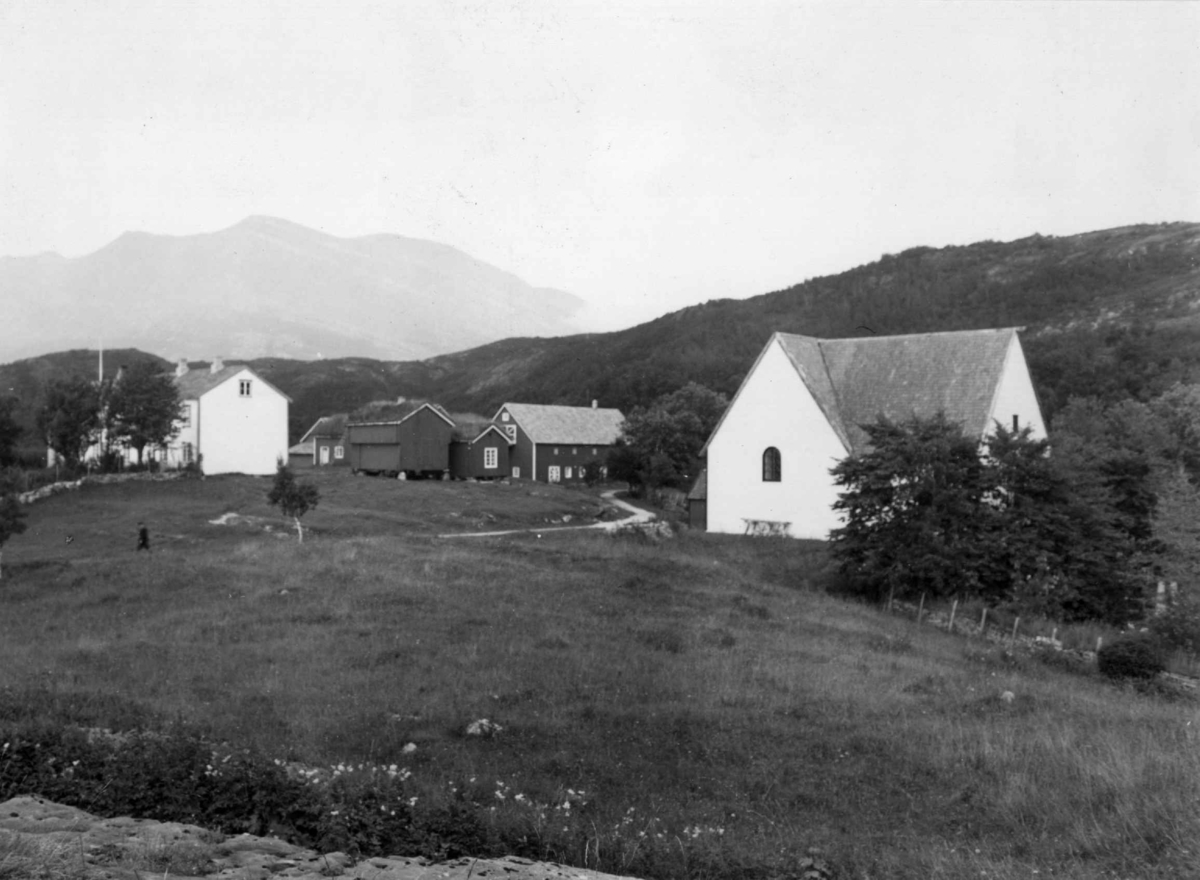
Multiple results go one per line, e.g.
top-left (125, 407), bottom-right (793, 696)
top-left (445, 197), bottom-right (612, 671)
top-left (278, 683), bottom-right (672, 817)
top-left (0, 217), bottom-right (589, 364)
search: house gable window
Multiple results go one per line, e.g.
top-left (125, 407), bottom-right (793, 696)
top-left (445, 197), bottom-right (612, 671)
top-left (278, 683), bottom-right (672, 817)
top-left (239, 379), bottom-right (252, 397)
top-left (762, 447), bottom-right (782, 482)
top-left (484, 447), bottom-right (498, 469)
top-left (504, 425), bottom-right (517, 442)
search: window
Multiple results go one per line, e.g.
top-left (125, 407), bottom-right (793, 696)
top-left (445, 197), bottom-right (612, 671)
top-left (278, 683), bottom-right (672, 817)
top-left (591, 448), bottom-right (597, 456)
top-left (565, 466), bottom-right (573, 479)
top-left (548, 466), bottom-right (561, 483)
top-left (182, 442), bottom-right (193, 464)
top-left (512, 466), bottom-right (521, 478)
top-left (763, 447), bottom-right (782, 482)
top-left (501, 412), bottom-right (510, 422)
top-left (334, 445), bottom-right (344, 459)
top-left (504, 425), bottom-right (517, 442)
top-left (484, 446), bottom-right (498, 469)
top-left (572, 447), bottom-right (577, 455)
top-left (239, 380), bottom-right (252, 397)
top-left (553, 447), bottom-right (559, 455)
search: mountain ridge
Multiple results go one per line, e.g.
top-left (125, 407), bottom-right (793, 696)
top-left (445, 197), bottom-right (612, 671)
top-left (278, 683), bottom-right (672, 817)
top-left (0, 216), bottom-right (587, 364)
top-left (4, 221), bottom-right (1198, 448)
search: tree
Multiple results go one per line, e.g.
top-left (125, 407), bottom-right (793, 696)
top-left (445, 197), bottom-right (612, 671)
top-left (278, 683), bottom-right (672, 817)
top-left (985, 424), bottom-right (1146, 623)
top-left (267, 458), bottom-right (320, 543)
top-left (37, 377), bottom-right (100, 470)
top-left (829, 413), bottom-right (990, 603)
top-left (106, 361), bottom-right (183, 467)
top-left (614, 383), bottom-right (729, 491)
top-left (0, 396), bottom-right (21, 466)
top-left (0, 472), bottom-right (27, 580)
top-left (830, 414), bottom-right (1150, 624)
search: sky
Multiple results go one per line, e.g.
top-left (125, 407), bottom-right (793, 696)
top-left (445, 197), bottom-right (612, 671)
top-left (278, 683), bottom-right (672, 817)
top-left (2, 1), bottom-right (1198, 330)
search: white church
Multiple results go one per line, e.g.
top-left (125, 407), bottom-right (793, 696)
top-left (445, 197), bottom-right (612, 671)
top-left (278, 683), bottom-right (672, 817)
top-left (696, 328), bottom-right (1047, 539)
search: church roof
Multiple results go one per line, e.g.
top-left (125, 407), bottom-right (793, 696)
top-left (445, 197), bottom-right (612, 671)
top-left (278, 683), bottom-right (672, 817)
top-left (706, 328), bottom-right (1021, 456)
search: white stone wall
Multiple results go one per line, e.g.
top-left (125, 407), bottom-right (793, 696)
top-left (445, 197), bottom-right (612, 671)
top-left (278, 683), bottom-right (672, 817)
top-left (986, 336), bottom-right (1047, 440)
top-left (706, 340), bottom-right (849, 539)
top-left (195, 370), bottom-right (289, 475)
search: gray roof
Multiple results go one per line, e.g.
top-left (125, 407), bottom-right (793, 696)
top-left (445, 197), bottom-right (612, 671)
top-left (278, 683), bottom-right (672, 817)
top-left (176, 364), bottom-right (292, 402)
top-left (711, 328), bottom-right (1021, 455)
top-left (496, 403), bottom-right (625, 445)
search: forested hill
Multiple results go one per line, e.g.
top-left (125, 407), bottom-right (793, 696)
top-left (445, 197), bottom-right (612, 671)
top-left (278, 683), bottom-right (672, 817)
top-left (259, 221), bottom-right (1200, 433)
top-left (5, 222), bottom-right (1199, 444)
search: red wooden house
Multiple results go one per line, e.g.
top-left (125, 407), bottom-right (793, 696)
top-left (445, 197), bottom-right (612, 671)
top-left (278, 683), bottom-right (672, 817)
top-left (491, 402), bottom-right (624, 483)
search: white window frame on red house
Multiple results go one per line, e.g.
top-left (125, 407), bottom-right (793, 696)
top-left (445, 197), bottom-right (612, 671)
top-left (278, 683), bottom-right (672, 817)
top-left (484, 446), bottom-right (498, 469)
top-left (334, 445), bottom-right (344, 459)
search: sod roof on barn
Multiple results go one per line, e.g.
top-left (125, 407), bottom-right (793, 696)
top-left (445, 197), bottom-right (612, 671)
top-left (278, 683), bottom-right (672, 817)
top-left (496, 403), bottom-right (625, 445)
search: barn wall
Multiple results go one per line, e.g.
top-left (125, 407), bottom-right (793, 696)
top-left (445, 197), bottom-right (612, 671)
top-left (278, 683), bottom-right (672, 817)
top-left (397, 409), bottom-right (453, 472)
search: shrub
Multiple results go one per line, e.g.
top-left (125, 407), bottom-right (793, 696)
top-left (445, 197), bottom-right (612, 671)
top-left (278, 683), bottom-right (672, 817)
top-left (1097, 635), bottom-right (1166, 681)
top-left (1148, 595), bottom-right (1200, 655)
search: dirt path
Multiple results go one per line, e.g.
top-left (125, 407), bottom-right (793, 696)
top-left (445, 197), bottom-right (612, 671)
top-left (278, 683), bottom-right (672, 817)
top-left (438, 490), bottom-right (655, 539)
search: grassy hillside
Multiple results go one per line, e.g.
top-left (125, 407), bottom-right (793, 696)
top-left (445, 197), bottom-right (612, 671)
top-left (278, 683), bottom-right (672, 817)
top-left (4, 222), bottom-right (1199, 443)
top-left (256, 221), bottom-right (1200, 433)
top-left (2, 475), bottom-right (1197, 879)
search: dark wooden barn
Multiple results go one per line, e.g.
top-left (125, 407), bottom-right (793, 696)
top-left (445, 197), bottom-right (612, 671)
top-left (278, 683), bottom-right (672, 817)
top-left (346, 403), bottom-right (456, 477)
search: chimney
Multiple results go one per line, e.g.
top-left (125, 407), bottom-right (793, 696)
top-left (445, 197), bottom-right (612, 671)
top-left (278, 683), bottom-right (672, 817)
top-left (591, 399), bottom-right (598, 409)
top-left (210, 356), bottom-right (224, 374)
top-left (175, 358), bottom-right (189, 378)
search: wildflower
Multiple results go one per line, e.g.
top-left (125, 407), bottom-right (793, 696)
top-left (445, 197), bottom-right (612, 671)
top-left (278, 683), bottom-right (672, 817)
top-left (401, 742), bottom-right (417, 754)
top-left (408, 797), bottom-right (418, 807)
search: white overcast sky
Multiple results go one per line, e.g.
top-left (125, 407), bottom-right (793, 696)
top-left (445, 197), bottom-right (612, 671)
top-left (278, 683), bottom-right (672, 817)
top-left (2, 1), bottom-right (1198, 330)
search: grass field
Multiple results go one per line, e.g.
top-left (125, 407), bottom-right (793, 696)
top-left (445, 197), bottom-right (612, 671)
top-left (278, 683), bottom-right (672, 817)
top-left (2, 472), bottom-right (1198, 879)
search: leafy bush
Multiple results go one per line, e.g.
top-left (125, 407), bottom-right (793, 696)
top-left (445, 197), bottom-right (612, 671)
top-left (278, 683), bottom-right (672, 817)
top-left (1097, 635), bottom-right (1166, 681)
top-left (1148, 595), bottom-right (1200, 655)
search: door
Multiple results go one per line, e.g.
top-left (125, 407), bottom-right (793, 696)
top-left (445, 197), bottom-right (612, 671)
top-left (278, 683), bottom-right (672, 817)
top-left (319, 446), bottom-right (330, 465)
top-left (548, 466), bottom-right (561, 483)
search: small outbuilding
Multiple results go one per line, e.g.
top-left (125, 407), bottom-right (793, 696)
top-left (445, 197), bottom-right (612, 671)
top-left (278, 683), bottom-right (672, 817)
top-left (449, 422), bottom-right (511, 480)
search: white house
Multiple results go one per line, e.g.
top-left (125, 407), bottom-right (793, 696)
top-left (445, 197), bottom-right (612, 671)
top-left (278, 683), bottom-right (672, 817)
top-left (162, 357), bottom-right (291, 476)
top-left (700, 328), bottom-right (1046, 540)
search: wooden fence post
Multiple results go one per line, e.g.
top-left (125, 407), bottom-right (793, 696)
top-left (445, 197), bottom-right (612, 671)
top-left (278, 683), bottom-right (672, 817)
top-left (979, 606), bottom-right (988, 636)
top-left (948, 599), bottom-right (958, 632)
top-left (917, 592), bottom-right (926, 624)
top-left (1010, 617), bottom-right (1020, 648)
